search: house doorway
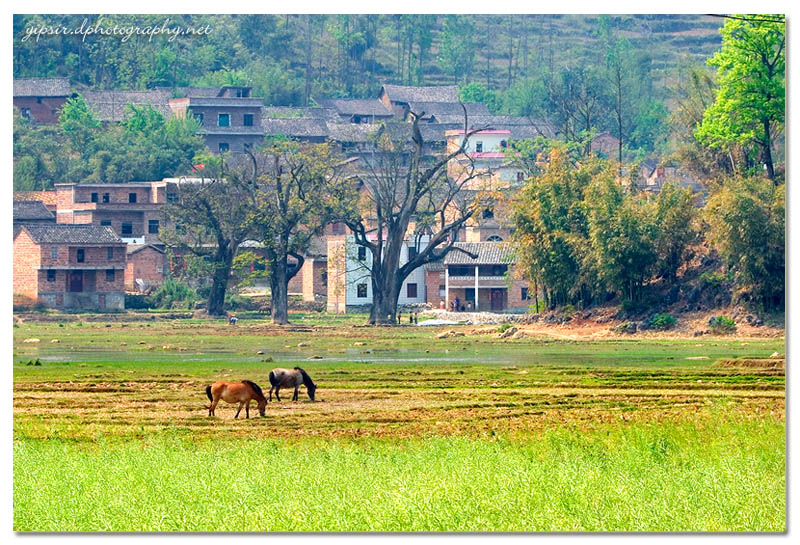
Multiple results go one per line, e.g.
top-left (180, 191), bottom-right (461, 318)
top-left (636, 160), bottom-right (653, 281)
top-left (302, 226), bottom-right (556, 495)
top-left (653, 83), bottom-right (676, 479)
top-left (68, 271), bottom-right (83, 292)
top-left (490, 289), bottom-right (504, 311)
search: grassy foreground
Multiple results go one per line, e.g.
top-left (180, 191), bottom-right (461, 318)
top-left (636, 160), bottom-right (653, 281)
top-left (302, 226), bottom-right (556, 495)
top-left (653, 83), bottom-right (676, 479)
top-left (14, 417), bottom-right (784, 532)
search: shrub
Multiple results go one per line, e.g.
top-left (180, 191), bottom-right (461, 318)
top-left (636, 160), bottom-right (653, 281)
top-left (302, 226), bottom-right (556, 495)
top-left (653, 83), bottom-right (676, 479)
top-left (708, 315), bottom-right (737, 334)
top-left (151, 279), bottom-right (197, 309)
top-left (497, 324), bottom-right (513, 334)
top-left (699, 272), bottom-right (725, 289)
top-left (125, 294), bottom-right (153, 310)
top-left (649, 313), bottom-right (677, 330)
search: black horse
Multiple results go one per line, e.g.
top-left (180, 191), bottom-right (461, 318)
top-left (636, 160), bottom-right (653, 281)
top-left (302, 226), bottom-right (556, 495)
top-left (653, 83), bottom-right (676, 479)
top-left (268, 367), bottom-right (317, 402)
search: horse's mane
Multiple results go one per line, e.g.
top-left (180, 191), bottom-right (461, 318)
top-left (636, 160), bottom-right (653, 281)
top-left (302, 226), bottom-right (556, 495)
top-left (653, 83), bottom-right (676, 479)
top-left (242, 380), bottom-right (265, 400)
top-left (294, 367), bottom-right (315, 388)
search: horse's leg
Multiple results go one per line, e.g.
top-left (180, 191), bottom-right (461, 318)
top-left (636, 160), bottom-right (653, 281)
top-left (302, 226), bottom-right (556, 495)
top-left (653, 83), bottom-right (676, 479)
top-left (235, 402), bottom-right (243, 419)
top-left (209, 397), bottom-right (219, 417)
top-left (293, 385), bottom-right (299, 401)
top-left (245, 401), bottom-right (250, 419)
top-left (275, 387), bottom-right (281, 402)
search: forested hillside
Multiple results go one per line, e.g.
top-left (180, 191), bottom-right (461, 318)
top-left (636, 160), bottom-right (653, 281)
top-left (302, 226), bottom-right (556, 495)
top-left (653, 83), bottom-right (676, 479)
top-left (14, 14), bottom-right (721, 103)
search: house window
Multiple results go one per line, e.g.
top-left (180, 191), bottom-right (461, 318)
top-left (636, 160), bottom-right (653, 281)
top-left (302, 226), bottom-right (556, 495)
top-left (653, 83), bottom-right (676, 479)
top-left (407, 283), bottom-right (418, 298)
top-left (47, 270), bottom-right (56, 282)
top-left (100, 220), bottom-right (112, 227)
top-left (357, 283), bottom-right (368, 298)
top-left (475, 141), bottom-right (483, 153)
top-left (517, 172), bottom-right (525, 182)
top-left (52, 109), bottom-right (59, 118)
top-left (106, 269), bottom-right (115, 282)
top-left (20, 108), bottom-right (30, 119)
top-left (483, 208), bottom-right (494, 219)
top-left (500, 140), bottom-right (508, 148)
top-left (487, 235), bottom-right (504, 242)
top-left (167, 193), bottom-right (178, 203)
top-left (243, 114), bottom-right (254, 127)
top-left (439, 284), bottom-right (446, 297)
top-left (218, 113), bottom-right (230, 127)
top-left (352, 115), bottom-right (361, 124)
top-left (121, 222), bottom-right (133, 236)
top-left (76, 249), bottom-right (85, 263)
top-left (50, 247), bottom-right (58, 260)
top-left (148, 219), bottom-right (159, 234)
top-left (193, 112), bottom-right (204, 124)
top-left (464, 288), bottom-right (475, 302)
top-left (36, 97), bottom-right (42, 104)
top-left (408, 246), bottom-right (417, 262)
top-left (129, 192), bottom-right (137, 203)
top-left (331, 222), bottom-right (345, 235)
top-left (102, 193), bottom-right (110, 203)
top-left (357, 246), bottom-right (367, 261)
top-left (521, 287), bottom-right (529, 300)
top-left (108, 247), bottom-right (114, 260)
top-left (219, 143), bottom-right (229, 153)
top-left (91, 192), bottom-right (98, 203)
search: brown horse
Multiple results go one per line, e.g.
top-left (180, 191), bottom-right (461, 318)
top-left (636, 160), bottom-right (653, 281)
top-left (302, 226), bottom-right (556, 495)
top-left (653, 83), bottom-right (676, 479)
top-left (268, 367), bottom-right (317, 402)
top-left (205, 380), bottom-right (267, 418)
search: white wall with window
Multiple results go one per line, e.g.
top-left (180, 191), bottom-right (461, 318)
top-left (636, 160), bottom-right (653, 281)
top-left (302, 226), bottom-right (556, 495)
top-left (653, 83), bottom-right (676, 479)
top-left (342, 235), bottom-right (429, 307)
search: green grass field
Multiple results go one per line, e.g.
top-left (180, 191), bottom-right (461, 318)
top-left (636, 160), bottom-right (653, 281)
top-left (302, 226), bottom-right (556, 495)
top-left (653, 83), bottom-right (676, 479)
top-left (12, 315), bottom-right (785, 531)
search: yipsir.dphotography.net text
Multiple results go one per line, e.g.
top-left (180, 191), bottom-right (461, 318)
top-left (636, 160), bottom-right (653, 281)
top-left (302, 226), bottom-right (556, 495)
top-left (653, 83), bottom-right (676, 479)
top-left (21, 16), bottom-right (213, 43)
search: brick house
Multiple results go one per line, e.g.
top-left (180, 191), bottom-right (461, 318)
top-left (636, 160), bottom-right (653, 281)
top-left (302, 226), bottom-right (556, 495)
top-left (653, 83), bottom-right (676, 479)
top-left (430, 242), bottom-right (529, 313)
top-left (14, 191), bottom-right (58, 212)
top-left (13, 224), bottom-right (126, 310)
top-left (13, 78), bottom-right (72, 124)
top-left (82, 89), bottom-right (172, 122)
top-left (126, 244), bottom-right (168, 292)
top-left (168, 86), bottom-right (265, 153)
top-left (53, 181), bottom-right (175, 244)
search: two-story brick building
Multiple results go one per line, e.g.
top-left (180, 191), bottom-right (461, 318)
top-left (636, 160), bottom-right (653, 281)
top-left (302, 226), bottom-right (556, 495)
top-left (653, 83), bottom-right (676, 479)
top-left (13, 224), bottom-right (127, 310)
top-left (13, 78), bottom-right (72, 124)
top-left (169, 86), bottom-right (265, 153)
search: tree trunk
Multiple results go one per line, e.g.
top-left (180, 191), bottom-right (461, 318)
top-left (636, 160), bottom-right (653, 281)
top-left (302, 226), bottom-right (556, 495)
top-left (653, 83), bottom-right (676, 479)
top-left (763, 118), bottom-right (776, 182)
top-left (270, 261), bottom-right (290, 325)
top-left (207, 248), bottom-right (234, 316)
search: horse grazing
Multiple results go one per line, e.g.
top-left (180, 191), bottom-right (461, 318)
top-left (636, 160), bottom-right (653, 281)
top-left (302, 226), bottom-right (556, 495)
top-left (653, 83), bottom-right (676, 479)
top-left (205, 380), bottom-right (267, 418)
top-left (268, 367), bottom-right (317, 402)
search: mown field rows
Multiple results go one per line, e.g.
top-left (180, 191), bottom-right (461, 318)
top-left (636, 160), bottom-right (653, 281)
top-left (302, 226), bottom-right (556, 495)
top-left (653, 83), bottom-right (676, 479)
top-left (12, 317), bottom-right (785, 531)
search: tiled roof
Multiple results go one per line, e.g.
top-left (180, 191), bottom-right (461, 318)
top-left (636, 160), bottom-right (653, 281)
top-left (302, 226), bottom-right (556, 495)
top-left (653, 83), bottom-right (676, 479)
top-left (200, 125), bottom-right (265, 136)
top-left (262, 117), bottom-right (329, 138)
top-left (443, 242), bottom-right (516, 265)
top-left (263, 107), bottom-right (336, 120)
top-left (325, 122), bottom-right (380, 143)
top-left (19, 224), bottom-right (123, 245)
top-left (316, 98), bottom-right (393, 117)
top-left (407, 101), bottom-right (490, 119)
top-left (127, 243), bottom-right (165, 255)
top-left (82, 89), bottom-right (172, 122)
top-left (381, 84), bottom-right (459, 104)
top-left (14, 191), bottom-right (57, 206)
top-left (14, 78), bottom-right (71, 97)
top-left (182, 97), bottom-right (263, 107)
top-left (434, 115), bottom-right (557, 138)
top-left (164, 86), bottom-right (221, 98)
top-left (13, 201), bottom-right (55, 221)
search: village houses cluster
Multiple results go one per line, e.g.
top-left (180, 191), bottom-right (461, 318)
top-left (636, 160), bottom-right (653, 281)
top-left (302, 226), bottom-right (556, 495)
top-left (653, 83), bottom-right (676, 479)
top-left (13, 77), bottom-right (702, 314)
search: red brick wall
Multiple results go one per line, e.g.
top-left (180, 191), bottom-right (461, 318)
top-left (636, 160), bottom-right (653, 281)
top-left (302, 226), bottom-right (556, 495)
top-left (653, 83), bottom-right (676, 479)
top-left (63, 245), bottom-right (127, 267)
top-left (72, 185), bottom-right (155, 205)
top-left (425, 270), bottom-right (446, 307)
top-left (14, 96), bottom-right (68, 125)
top-left (125, 248), bottom-right (167, 291)
top-left (13, 230), bottom-right (41, 299)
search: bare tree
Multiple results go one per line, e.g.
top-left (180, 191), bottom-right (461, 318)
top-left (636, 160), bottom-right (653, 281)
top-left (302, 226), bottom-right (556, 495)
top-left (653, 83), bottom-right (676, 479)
top-left (334, 109), bottom-right (483, 324)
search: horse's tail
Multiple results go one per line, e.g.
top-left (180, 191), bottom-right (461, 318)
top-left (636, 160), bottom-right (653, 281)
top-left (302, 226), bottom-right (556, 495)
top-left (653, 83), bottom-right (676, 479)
top-left (269, 370), bottom-right (277, 386)
top-left (242, 379), bottom-right (265, 400)
top-left (205, 384), bottom-right (213, 402)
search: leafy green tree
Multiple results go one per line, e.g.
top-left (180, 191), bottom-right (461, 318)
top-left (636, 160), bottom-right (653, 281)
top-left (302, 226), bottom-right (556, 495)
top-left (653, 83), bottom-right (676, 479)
top-left (459, 82), bottom-right (502, 113)
top-left (437, 15), bottom-right (475, 85)
top-left (695, 15), bottom-right (785, 182)
top-left (706, 176), bottom-right (784, 311)
top-left (653, 183), bottom-right (698, 282)
top-left (246, 143), bottom-right (350, 324)
top-left (585, 169), bottom-right (658, 303)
